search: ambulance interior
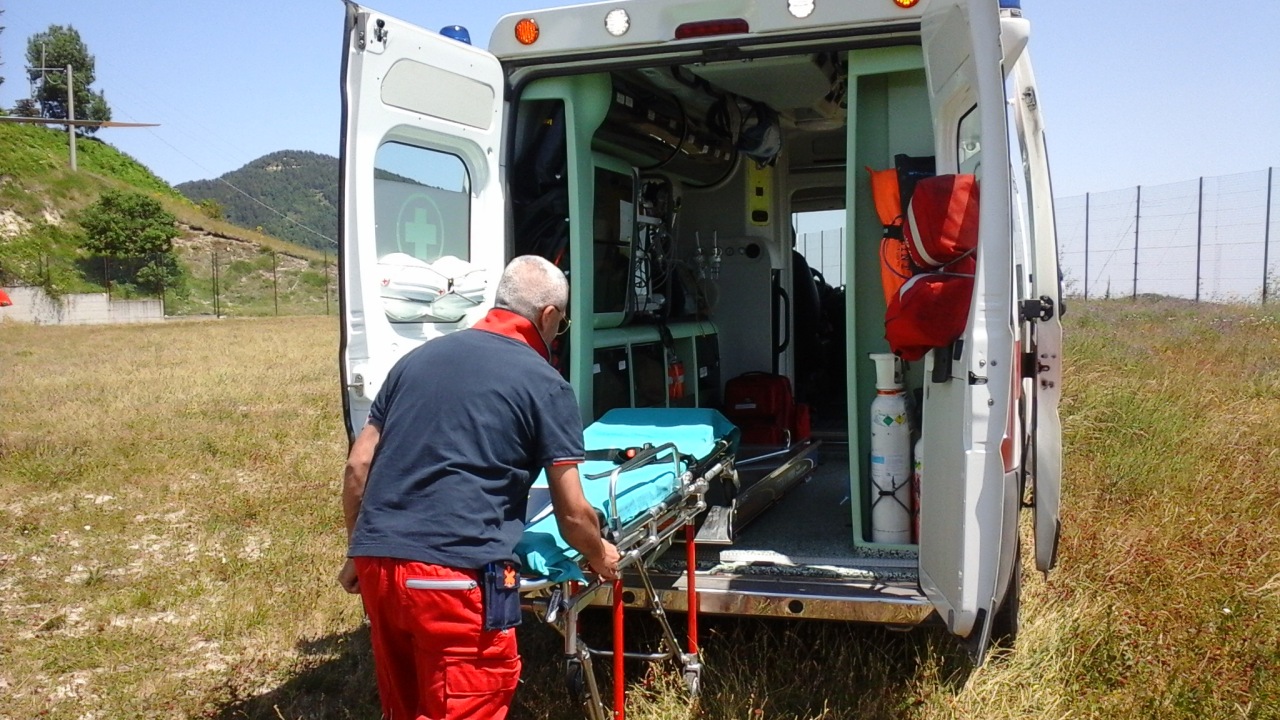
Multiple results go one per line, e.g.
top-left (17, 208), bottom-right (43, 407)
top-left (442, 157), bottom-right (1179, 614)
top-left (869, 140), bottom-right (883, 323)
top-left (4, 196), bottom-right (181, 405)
top-left (508, 46), bottom-right (950, 583)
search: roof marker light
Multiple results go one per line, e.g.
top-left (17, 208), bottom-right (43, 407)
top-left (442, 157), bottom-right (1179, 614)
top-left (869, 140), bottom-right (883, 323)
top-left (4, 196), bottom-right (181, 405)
top-left (605, 9), bottom-right (630, 36)
top-left (788, 0), bottom-right (816, 19)
top-left (514, 18), bottom-right (540, 45)
top-left (674, 18), bottom-right (749, 40)
top-left (893, 0), bottom-right (921, 8)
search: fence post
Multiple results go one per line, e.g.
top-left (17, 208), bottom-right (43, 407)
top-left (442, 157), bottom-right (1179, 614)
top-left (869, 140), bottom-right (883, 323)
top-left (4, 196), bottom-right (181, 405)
top-left (1195, 177), bottom-right (1203, 303)
top-left (1084, 192), bottom-right (1090, 300)
top-left (212, 250), bottom-right (220, 319)
top-left (1264, 167), bottom-right (1274, 305)
top-left (1133, 185), bottom-right (1141, 300)
top-left (273, 250), bottom-right (279, 316)
top-left (324, 251), bottom-right (331, 315)
top-left (839, 227), bottom-right (845, 287)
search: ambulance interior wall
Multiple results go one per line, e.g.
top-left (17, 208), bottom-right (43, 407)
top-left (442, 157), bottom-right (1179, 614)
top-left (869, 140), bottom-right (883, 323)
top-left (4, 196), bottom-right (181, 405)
top-left (847, 68), bottom-right (933, 548)
top-left (516, 74), bottom-right (615, 422)
top-left (517, 73), bottom-right (757, 421)
top-left (674, 160), bottom-right (783, 385)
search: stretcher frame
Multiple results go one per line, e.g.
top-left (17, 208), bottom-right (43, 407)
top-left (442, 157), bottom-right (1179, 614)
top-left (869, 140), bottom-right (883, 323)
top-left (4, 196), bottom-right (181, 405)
top-left (521, 441), bottom-right (735, 720)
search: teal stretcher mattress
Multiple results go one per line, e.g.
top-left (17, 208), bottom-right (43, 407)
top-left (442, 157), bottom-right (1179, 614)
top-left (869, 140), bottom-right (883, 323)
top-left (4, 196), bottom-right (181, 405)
top-left (516, 408), bottom-right (738, 583)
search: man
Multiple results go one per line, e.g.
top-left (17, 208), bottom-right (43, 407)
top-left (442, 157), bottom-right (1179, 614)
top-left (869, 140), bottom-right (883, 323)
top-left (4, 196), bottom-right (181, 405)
top-left (339, 255), bottom-right (621, 720)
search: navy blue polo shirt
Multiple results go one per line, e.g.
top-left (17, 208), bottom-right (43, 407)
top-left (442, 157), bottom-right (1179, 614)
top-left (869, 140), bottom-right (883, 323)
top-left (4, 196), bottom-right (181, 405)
top-left (348, 309), bottom-right (584, 569)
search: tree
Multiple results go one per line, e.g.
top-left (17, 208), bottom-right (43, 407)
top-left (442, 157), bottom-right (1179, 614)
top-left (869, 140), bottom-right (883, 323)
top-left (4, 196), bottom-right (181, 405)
top-left (197, 198), bottom-right (225, 221)
top-left (24, 25), bottom-right (111, 134)
top-left (1, 9), bottom-right (6, 91)
top-left (11, 99), bottom-right (39, 118)
top-left (79, 190), bottom-right (184, 294)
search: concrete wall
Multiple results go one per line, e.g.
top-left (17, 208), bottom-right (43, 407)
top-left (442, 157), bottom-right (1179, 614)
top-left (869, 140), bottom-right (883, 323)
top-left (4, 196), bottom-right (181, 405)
top-left (0, 286), bottom-right (163, 325)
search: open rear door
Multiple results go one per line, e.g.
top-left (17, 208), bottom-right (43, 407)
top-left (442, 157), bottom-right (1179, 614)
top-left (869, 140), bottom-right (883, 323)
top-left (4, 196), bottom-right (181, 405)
top-left (1012, 50), bottom-right (1063, 574)
top-left (339, 2), bottom-right (507, 438)
top-left (916, 0), bottom-right (1019, 656)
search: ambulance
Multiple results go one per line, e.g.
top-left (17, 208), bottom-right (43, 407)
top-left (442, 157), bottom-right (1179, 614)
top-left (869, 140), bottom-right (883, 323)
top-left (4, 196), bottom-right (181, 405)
top-left (339, 0), bottom-right (1064, 660)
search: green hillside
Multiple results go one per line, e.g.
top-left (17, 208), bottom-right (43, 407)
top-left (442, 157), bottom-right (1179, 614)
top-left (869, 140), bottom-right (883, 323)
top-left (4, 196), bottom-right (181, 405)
top-left (176, 150), bottom-right (338, 251)
top-left (0, 122), bottom-right (333, 316)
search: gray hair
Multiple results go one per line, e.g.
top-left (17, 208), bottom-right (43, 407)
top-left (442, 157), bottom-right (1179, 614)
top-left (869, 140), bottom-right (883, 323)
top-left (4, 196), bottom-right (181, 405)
top-left (493, 255), bottom-right (569, 322)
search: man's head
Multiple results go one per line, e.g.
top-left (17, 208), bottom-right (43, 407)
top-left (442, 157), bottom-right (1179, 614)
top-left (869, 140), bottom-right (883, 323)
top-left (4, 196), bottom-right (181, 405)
top-left (494, 255), bottom-right (570, 347)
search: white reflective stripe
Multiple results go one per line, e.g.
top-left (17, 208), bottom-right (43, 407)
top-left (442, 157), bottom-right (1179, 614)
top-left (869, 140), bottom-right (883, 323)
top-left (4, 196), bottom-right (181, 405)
top-left (405, 578), bottom-right (478, 591)
top-left (906, 205), bottom-right (944, 268)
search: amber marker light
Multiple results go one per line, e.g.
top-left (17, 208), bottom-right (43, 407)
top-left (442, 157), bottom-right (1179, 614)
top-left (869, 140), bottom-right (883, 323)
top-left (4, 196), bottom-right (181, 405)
top-left (514, 18), bottom-right (540, 45)
top-left (893, 0), bottom-right (921, 7)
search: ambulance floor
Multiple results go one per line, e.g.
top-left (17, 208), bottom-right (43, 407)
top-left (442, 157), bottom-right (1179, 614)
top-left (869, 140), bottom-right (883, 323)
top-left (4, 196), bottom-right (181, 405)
top-left (656, 447), bottom-right (919, 582)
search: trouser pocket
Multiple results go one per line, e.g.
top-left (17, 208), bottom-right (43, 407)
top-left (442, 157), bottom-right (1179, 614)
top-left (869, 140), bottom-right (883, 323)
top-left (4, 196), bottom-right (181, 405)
top-left (444, 656), bottom-right (521, 720)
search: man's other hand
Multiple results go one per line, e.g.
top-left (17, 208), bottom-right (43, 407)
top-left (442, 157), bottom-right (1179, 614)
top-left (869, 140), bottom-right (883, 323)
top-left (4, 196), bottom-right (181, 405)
top-left (338, 558), bottom-right (360, 594)
top-left (589, 541), bottom-right (622, 582)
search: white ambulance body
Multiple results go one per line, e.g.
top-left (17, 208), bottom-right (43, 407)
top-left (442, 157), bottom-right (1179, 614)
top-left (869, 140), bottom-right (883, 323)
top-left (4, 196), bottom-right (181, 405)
top-left (339, 0), bottom-right (1063, 658)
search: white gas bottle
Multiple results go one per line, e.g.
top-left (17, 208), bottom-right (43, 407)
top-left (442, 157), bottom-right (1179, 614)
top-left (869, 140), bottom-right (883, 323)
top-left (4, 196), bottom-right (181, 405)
top-left (868, 353), bottom-right (913, 544)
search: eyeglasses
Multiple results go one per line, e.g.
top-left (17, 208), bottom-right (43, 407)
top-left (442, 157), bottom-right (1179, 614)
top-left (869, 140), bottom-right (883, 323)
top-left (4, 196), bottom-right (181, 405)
top-left (555, 309), bottom-right (572, 337)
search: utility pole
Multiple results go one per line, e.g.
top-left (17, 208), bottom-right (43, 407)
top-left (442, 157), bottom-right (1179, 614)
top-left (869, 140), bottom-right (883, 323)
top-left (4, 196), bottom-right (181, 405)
top-left (29, 64), bottom-right (77, 171)
top-left (67, 64), bottom-right (76, 171)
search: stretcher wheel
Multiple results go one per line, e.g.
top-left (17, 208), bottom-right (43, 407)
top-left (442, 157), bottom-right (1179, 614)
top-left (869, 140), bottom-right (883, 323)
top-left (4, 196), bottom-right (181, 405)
top-left (683, 666), bottom-right (701, 699)
top-left (564, 658), bottom-right (587, 703)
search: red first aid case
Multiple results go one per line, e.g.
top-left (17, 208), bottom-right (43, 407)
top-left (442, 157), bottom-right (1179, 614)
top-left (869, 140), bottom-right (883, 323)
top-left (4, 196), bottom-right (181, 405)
top-left (884, 273), bottom-right (975, 362)
top-left (723, 372), bottom-right (795, 445)
top-left (903, 173), bottom-right (979, 271)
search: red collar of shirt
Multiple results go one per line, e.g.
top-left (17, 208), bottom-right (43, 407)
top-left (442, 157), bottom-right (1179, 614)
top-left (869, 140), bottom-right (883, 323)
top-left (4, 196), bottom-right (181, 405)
top-left (472, 307), bottom-right (550, 361)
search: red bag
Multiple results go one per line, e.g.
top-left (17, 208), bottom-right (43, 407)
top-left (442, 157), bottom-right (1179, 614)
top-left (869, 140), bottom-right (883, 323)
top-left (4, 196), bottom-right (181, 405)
top-left (724, 372), bottom-right (795, 445)
top-left (904, 174), bottom-right (979, 271)
top-left (792, 402), bottom-right (811, 443)
top-left (884, 273), bottom-right (975, 361)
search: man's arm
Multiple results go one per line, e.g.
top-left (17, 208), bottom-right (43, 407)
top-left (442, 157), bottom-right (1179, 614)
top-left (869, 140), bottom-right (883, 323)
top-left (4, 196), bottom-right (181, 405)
top-left (338, 423), bottom-right (381, 593)
top-left (545, 463), bottom-right (621, 581)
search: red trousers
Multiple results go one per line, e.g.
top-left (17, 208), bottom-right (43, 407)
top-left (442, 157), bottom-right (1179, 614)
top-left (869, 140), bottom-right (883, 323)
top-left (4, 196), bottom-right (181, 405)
top-left (355, 557), bottom-right (521, 720)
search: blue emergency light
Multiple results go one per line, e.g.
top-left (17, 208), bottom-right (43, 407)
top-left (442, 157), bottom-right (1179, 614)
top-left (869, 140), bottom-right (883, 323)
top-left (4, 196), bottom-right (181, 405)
top-left (998, 0), bottom-right (1022, 8)
top-left (440, 25), bottom-right (471, 44)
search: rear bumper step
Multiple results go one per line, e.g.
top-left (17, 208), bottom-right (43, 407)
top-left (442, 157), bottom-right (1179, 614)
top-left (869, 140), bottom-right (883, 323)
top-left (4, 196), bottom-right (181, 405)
top-left (589, 571), bottom-right (935, 625)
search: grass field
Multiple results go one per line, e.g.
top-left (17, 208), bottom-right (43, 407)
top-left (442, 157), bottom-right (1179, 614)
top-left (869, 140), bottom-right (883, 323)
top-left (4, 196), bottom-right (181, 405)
top-left (1, 299), bottom-right (1278, 719)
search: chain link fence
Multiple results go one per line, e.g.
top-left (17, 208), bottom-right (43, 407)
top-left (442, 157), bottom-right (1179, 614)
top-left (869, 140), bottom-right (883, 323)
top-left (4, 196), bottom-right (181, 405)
top-left (1056, 168), bottom-right (1278, 303)
top-left (2, 246), bottom-right (337, 318)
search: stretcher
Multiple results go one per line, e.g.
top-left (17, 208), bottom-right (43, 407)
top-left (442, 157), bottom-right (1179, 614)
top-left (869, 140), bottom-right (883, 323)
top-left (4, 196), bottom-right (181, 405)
top-left (516, 407), bottom-right (739, 720)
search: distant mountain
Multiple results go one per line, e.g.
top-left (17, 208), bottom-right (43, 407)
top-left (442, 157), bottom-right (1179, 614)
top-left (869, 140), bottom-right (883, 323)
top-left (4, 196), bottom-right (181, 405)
top-left (177, 150), bottom-right (338, 251)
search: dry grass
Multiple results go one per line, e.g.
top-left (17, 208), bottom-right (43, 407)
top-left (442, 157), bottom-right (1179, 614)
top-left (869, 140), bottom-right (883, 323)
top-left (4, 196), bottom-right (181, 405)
top-left (1, 298), bottom-right (1278, 719)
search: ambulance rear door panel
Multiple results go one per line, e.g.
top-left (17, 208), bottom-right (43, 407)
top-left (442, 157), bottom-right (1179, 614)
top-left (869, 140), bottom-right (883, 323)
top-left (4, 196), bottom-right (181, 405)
top-left (339, 3), bottom-right (508, 438)
top-left (915, 0), bottom-right (1018, 651)
top-left (1011, 49), bottom-right (1063, 574)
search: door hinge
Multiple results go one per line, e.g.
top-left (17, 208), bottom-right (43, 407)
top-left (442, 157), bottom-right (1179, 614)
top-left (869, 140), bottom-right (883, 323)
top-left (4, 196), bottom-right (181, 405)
top-left (1019, 295), bottom-right (1054, 323)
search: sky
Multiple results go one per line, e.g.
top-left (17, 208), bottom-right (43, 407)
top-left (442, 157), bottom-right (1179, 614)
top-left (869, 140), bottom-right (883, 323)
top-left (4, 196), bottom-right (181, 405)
top-left (2, 1), bottom-right (1278, 199)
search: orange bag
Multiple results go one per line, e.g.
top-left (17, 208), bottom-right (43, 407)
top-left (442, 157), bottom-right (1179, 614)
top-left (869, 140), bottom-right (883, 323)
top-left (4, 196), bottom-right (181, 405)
top-left (866, 166), bottom-right (913, 305)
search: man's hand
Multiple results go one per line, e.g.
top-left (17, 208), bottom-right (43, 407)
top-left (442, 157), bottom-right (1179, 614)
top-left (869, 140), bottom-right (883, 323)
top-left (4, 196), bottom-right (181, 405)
top-left (588, 540), bottom-right (623, 582)
top-left (546, 464), bottom-right (625, 580)
top-left (338, 558), bottom-right (360, 594)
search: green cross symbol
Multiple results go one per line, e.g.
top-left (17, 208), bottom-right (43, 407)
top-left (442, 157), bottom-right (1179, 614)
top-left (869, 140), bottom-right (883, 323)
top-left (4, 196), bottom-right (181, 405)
top-left (403, 207), bottom-right (438, 255)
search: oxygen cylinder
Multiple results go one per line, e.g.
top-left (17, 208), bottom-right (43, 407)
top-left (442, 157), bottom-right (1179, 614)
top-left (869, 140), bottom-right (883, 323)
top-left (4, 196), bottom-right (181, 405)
top-left (912, 436), bottom-right (923, 544)
top-left (868, 353), bottom-right (913, 544)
